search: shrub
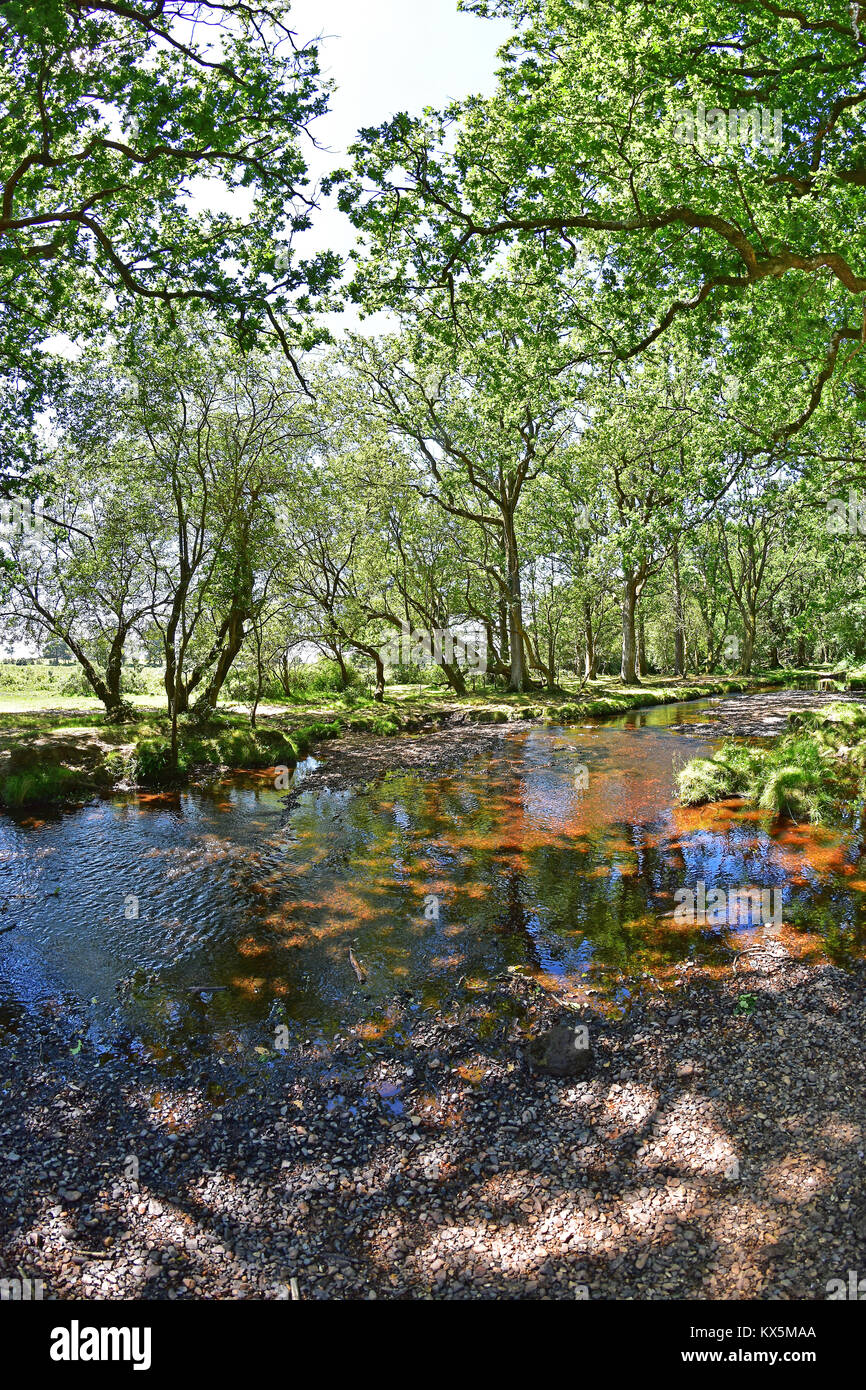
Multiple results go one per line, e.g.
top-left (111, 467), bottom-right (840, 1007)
top-left (60, 666), bottom-right (96, 698)
top-left (389, 661), bottom-right (428, 685)
top-left (277, 658), bottom-right (360, 698)
top-left (120, 665), bottom-right (163, 696)
top-left (0, 662), bottom-right (68, 694)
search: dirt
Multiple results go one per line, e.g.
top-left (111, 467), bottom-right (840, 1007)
top-left (280, 716), bottom-right (533, 809)
top-left (1, 937), bottom-right (863, 1300)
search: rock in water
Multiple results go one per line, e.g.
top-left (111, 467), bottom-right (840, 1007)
top-left (526, 1023), bottom-right (592, 1077)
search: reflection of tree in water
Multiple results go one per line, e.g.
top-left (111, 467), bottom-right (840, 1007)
top-left (7, 724), bottom-right (866, 1048)
top-left (282, 764), bottom-right (807, 994)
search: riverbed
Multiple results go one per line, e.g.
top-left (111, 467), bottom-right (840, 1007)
top-left (1, 689), bottom-right (864, 1063)
top-left (2, 687), bottom-right (866, 1301)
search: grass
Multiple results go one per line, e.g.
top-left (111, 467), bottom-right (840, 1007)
top-left (0, 662), bottom-right (831, 805)
top-left (678, 701), bottom-right (866, 824)
top-left (131, 723), bottom-right (306, 786)
top-left (0, 764), bottom-right (90, 808)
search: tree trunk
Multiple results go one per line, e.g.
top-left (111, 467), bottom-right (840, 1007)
top-left (583, 600), bottom-right (597, 680)
top-left (546, 627), bottom-right (557, 692)
top-left (739, 619), bottom-right (756, 676)
top-left (334, 648), bottom-right (350, 690)
top-left (29, 603), bottom-right (129, 718)
top-left (672, 542), bottom-right (685, 677)
top-left (498, 592), bottom-right (509, 669)
top-left (621, 576), bottom-right (640, 685)
top-left (637, 612), bottom-right (648, 679)
top-left (104, 631), bottom-right (125, 710)
top-left (193, 607), bottom-right (247, 715)
top-left (505, 530), bottom-right (528, 693)
top-left (373, 650), bottom-right (385, 701)
top-left (440, 660), bottom-right (467, 695)
top-left (795, 635), bottom-right (806, 667)
top-left (250, 624), bottom-right (263, 730)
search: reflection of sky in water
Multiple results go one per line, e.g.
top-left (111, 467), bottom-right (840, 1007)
top-left (1, 698), bottom-right (864, 1043)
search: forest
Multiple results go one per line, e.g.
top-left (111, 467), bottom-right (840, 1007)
top-left (1, 0), bottom-right (866, 1332)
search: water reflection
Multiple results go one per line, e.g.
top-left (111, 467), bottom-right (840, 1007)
top-left (1, 702), bottom-right (864, 1048)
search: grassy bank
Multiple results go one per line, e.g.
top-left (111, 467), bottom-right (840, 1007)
top-left (0, 666), bottom-right (825, 807)
top-left (678, 701), bottom-right (866, 824)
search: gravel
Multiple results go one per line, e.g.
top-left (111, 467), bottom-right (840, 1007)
top-left (670, 688), bottom-right (866, 739)
top-left (2, 935), bottom-right (864, 1300)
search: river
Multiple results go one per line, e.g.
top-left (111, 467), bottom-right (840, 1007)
top-left (1, 692), bottom-right (864, 1059)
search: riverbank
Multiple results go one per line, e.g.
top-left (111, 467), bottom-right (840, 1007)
top-left (678, 700), bottom-right (866, 824)
top-left (1, 935), bottom-right (863, 1300)
top-left (0, 669), bottom-right (825, 807)
top-left (281, 683), bottom-right (866, 808)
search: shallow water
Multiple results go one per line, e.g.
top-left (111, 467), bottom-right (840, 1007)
top-left (1, 694), bottom-right (864, 1053)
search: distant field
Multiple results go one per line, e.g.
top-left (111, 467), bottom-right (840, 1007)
top-left (0, 663), bottom-right (166, 713)
top-left (0, 692), bottom-right (165, 713)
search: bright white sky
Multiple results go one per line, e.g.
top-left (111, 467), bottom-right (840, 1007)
top-left (288, 0), bottom-right (511, 263)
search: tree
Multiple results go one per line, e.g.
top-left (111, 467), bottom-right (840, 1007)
top-left (0, 0), bottom-right (337, 473)
top-left (715, 479), bottom-right (807, 674)
top-left (570, 353), bottom-right (742, 683)
top-left (130, 337), bottom-right (312, 746)
top-left (0, 446), bottom-right (159, 716)
top-left (344, 269), bottom-right (578, 692)
top-left (41, 634), bottom-right (70, 664)
top-left (342, 0), bottom-right (866, 419)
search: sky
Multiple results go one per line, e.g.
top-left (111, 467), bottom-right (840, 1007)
top-left (287, 0), bottom-right (512, 264)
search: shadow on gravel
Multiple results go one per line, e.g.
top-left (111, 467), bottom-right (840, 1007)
top-left (2, 946), bottom-right (865, 1300)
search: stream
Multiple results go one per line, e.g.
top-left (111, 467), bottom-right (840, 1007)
top-left (1, 691), bottom-right (865, 1059)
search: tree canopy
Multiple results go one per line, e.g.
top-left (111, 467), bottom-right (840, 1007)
top-left (1, 0), bottom-right (338, 476)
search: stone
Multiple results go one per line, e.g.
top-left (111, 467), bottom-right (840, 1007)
top-left (526, 1024), bottom-right (592, 1077)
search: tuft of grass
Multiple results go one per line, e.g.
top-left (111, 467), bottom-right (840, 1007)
top-left (0, 765), bottom-right (86, 807)
top-left (677, 744), bottom-right (764, 806)
top-left (756, 763), bottom-right (814, 819)
top-left (678, 708), bottom-right (865, 824)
